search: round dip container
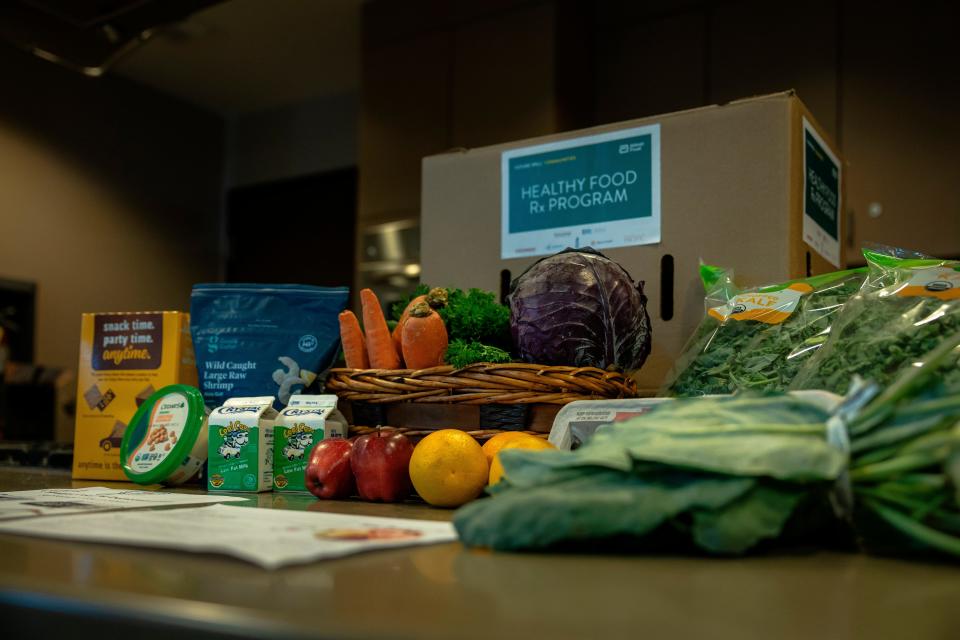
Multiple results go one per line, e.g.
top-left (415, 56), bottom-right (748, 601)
top-left (121, 384), bottom-right (209, 486)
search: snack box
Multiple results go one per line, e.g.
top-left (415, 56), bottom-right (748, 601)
top-left (72, 311), bottom-right (196, 480)
top-left (272, 394), bottom-right (348, 492)
top-left (208, 396), bottom-right (278, 492)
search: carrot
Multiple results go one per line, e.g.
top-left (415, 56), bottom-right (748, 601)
top-left (360, 288), bottom-right (401, 369)
top-left (401, 302), bottom-right (449, 370)
top-left (392, 288), bottom-right (449, 356)
top-left (338, 310), bottom-right (369, 369)
top-left (392, 294), bottom-right (426, 357)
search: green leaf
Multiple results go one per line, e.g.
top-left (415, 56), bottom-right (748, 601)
top-left (444, 339), bottom-right (511, 368)
top-left (692, 484), bottom-right (805, 554)
top-left (454, 469), bottom-right (753, 551)
top-left (605, 395), bottom-right (845, 482)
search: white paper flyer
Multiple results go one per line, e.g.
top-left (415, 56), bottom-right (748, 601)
top-left (0, 503), bottom-right (458, 569)
top-left (0, 487), bottom-right (248, 521)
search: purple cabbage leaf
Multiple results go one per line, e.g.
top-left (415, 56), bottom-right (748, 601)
top-left (509, 248), bottom-right (652, 371)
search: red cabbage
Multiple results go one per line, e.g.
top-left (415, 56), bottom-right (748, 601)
top-left (509, 248), bottom-right (652, 371)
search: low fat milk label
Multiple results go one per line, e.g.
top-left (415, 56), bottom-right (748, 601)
top-left (93, 313), bottom-right (163, 370)
top-left (208, 422), bottom-right (270, 491)
top-left (802, 117), bottom-right (842, 268)
top-left (896, 265), bottom-right (960, 300)
top-left (126, 392), bottom-right (188, 473)
top-left (709, 283), bottom-right (814, 325)
top-left (273, 422), bottom-right (317, 491)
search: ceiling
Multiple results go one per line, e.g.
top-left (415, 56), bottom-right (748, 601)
top-left (112, 0), bottom-right (362, 116)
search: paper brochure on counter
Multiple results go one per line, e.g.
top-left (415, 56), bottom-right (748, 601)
top-left (0, 487), bottom-right (247, 521)
top-left (0, 503), bottom-right (458, 569)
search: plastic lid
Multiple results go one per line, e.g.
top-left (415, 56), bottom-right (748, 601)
top-left (120, 384), bottom-right (207, 485)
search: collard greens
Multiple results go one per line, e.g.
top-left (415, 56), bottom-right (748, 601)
top-left (454, 394), bottom-right (843, 553)
top-left (455, 333), bottom-right (960, 558)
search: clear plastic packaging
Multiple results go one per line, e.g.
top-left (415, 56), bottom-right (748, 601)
top-left (661, 264), bottom-right (866, 396)
top-left (790, 249), bottom-right (960, 394)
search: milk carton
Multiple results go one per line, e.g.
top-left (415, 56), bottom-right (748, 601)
top-left (273, 395), bottom-right (347, 492)
top-left (208, 396), bottom-right (278, 492)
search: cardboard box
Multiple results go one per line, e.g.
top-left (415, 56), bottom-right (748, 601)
top-left (421, 91), bottom-right (844, 392)
top-left (72, 312), bottom-right (196, 480)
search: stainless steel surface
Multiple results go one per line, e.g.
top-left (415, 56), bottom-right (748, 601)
top-left (0, 467), bottom-right (958, 639)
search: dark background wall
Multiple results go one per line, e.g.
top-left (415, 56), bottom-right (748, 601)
top-left (1, 0), bottom-right (957, 366)
top-left (359, 0), bottom-right (960, 265)
top-left (0, 46), bottom-right (224, 370)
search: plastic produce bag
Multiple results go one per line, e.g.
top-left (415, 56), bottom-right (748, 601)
top-left (791, 250), bottom-right (960, 394)
top-left (190, 284), bottom-right (349, 409)
top-left (662, 264), bottom-right (866, 396)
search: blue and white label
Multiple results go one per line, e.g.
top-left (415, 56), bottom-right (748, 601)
top-left (501, 125), bottom-right (661, 259)
top-left (298, 334), bottom-right (318, 353)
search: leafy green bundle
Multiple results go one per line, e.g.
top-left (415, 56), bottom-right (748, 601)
top-left (844, 333), bottom-right (960, 556)
top-left (455, 393), bottom-right (846, 554)
top-left (392, 285), bottom-right (512, 367)
top-left (664, 267), bottom-right (866, 397)
top-left (791, 251), bottom-right (960, 394)
top-left (454, 334), bottom-right (960, 557)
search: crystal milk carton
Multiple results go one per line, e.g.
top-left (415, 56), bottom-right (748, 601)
top-left (208, 396), bottom-right (277, 492)
top-left (272, 395), bottom-right (347, 492)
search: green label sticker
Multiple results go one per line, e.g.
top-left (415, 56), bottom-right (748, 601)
top-left (501, 125), bottom-right (661, 259)
top-left (208, 423), bottom-right (268, 492)
top-left (273, 424), bottom-right (319, 492)
top-left (802, 117), bottom-right (841, 267)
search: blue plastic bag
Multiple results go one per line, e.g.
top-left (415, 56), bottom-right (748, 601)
top-left (190, 284), bottom-right (349, 409)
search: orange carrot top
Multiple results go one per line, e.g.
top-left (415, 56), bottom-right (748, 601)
top-left (401, 302), bottom-right (448, 370)
top-left (392, 287), bottom-right (448, 357)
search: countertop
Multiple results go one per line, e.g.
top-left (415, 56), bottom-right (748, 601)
top-left (0, 467), bottom-right (957, 640)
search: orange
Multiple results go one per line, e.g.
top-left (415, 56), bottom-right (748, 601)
top-left (488, 436), bottom-right (555, 486)
top-left (409, 429), bottom-right (489, 508)
top-left (480, 431), bottom-right (532, 465)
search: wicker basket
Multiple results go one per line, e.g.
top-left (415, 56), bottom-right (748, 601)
top-left (348, 425), bottom-right (549, 446)
top-left (327, 362), bottom-right (638, 432)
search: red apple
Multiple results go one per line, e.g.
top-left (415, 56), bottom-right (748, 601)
top-left (350, 430), bottom-right (414, 502)
top-left (305, 438), bottom-right (355, 499)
